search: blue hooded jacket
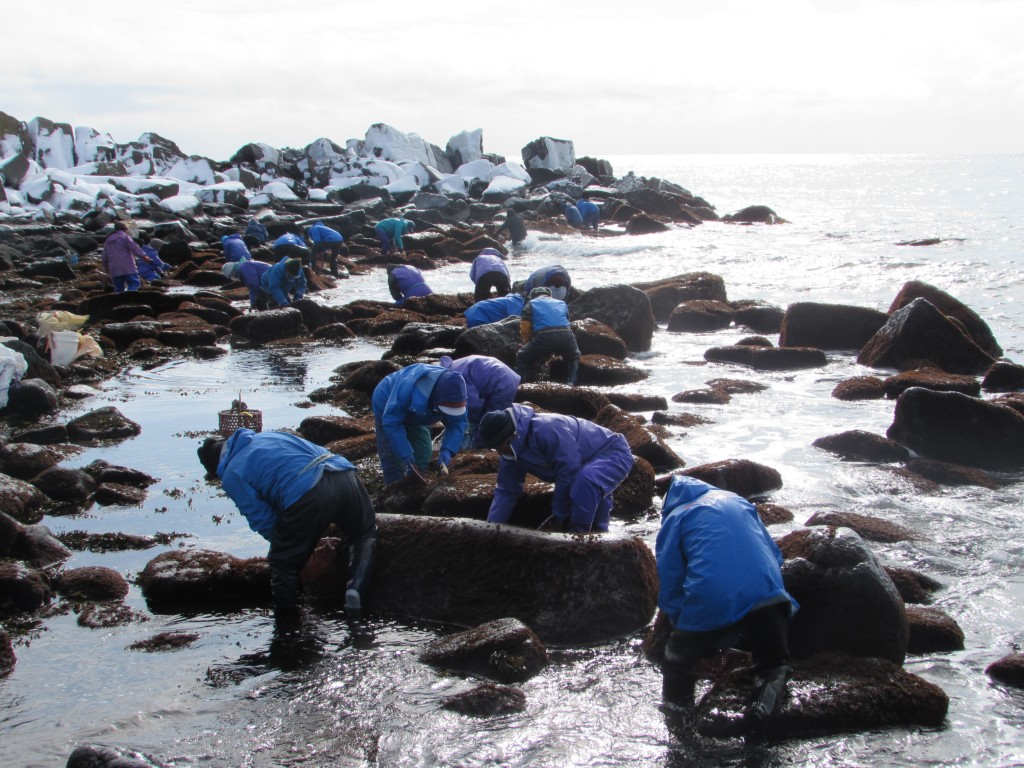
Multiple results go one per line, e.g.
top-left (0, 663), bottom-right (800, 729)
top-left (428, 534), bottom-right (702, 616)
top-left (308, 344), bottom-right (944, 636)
top-left (237, 260), bottom-right (272, 306)
top-left (438, 355), bottom-right (521, 428)
top-left (523, 265), bottom-right (571, 300)
top-left (576, 199), bottom-right (600, 218)
top-left (260, 257), bottom-right (307, 306)
top-left (245, 219), bottom-right (269, 243)
top-left (308, 222), bottom-right (344, 243)
top-left (388, 264), bottom-right (432, 306)
top-left (375, 218), bottom-right (413, 250)
top-left (564, 204), bottom-right (583, 227)
top-left (469, 252), bottom-right (509, 285)
top-left (488, 404), bottom-right (626, 523)
top-left (217, 429), bottom-right (355, 541)
top-left (525, 295), bottom-right (570, 332)
top-left (371, 363), bottom-right (468, 467)
top-left (465, 293), bottom-right (525, 328)
top-left (221, 234), bottom-right (252, 263)
top-left (655, 475), bottom-right (798, 633)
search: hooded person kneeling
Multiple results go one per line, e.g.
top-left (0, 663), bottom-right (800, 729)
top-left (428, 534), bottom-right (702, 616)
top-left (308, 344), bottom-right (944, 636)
top-left (478, 404), bottom-right (634, 533)
top-left (197, 429), bottom-right (377, 625)
top-left (259, 257), bottom-right (306, 308)
top-left (655, 475), bottom-right (798, 728)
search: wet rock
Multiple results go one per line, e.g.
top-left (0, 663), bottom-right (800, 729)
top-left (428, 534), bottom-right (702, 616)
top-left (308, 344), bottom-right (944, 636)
top-left (31, 466), bottom-right (97, 505)
top-left (290, 298), bottom-right (352, 331)
top-left (0, 471), bottom-right (47, 524)
top-left (17, 523), bottom-right (73, 566)
top-left (613, 456), bottom-right (656, 515)
top-left (575, 354), bottom-right (648, 386)
top-left (155, 314), bottom-right (219, 348)
top-left (0, 441), bottom-right (63, 480)
top-left (594, 405), bottom-right (684, 472)
top-left (109, 303), bottom-right (156, 322)
top-left (732, 301), bottom-right (785, 334)
top-left (348, 309), bottom-right (426, 336)
top-left (313, 322), bottom-right (355, 342)
top-left (98, 321), bottom-right (163, 347)
top-left (388, 322), bottom-right (464, 357)
top-left (2, 339), bottom-right (62, 387)
top-left (453, 317), bottom-right (522, 367)
top-left (0, 629), bottom-right (14, 677)
top-left (4, 378), bottom-right (59, 416)
top-left (889, 280), bottom-right (1002, 358)
top-left (368, 514), bottom-right (658, 644)
top-left (139, 549), bottom-right (271, 610)
top-left (624, 213), bottom-right (670, 235)
top-left (755, 502), bottom-right (795, 526)
top-left (230, 306), bottom-right (306, 342)
top-left (858, 299), bottom-right (995, 375)
top-left (982, 360), bottom-right (1024, 393)
top-left (403, 292), bottom-right (474, 318)
top-left (671, 388), bottom-right (731, 405)
top-left (66, 407), bottom-right (142, 443)
top-left (812, 430), bottom-right (910, 463)
top-left (986, 653), bottom-right (1024, 689)
top-left (694, 653), bottom-right (947, 739)
top-left (778, 302), bottom-right (888, 350)
top-left (993, 392), bottom-right (1024, 417)
top-left (706, 378), bottom-right (768, 396)
top-left (65, 384), bottom-right (102, 399)
top-left (570, 317), bottom-right (628, 360)
top-left (194, 345), bottom-right (227, 359)
top-left (127, 631), bottom-right (200, 652)
top-left (661, 458), bottom-right (782, 499)
top-left (887, 388), bottom-right (1024, 471)
top-left (604, 392), bottom-right (668, 412)
top-left (650, 411), bottom-right (713, 429)
top-left (0, 510), bottom-right (22, 557)
top-left (325, 433), bottom-right (378, 460)
top-left (0, 561), bottom-right (51, 614)
top-left (569, 284), bottom-right (656, 352)
top-left (10, 424), bottom-right (70, 444)
top-left (882, 368), bottom-right (981, 398)
top-left (906, 606), bottom-right (965, 654)
top-left (903, 457), bottom-right (1000, 489)
top-left (831, 376), bottom-right (886, 401)
top-left (667, 300), bottom-right (734, 332)
top-left (82, 459), bottom-right (159, 488)
top-left (441, 683), bottom-right (527, 717)
top-left (332, 358), bottom-right (402, 395)
top-left (299, 414), bottom-right (375, 445)
top-left (721, 205), bottom-right (786, 224)
top-left (516, 383), bottom-right (610, 420)
top-left (704, 344), bottom-right (828, 371)
top-left (58, 566), bottom-right (130, 602)
top-left (421, 617), bottom-right (549, 683)
top-left (632, 272), bottom-right (728, 322)
top-left (76, 602), bottom-right (148, 629)
top-left (805, 511), bottom-right (920, 543)
top-left (778, 526), bottom-right (908, 664)
top-left (93, 483), bottom-right (148, 506)
top-left (66, 744), bottom-right (167, 768)
top-left (884, 566), bottom-right (944, 605)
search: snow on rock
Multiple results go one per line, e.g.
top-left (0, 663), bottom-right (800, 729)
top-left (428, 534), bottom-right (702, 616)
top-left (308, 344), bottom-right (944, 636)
top-left (116, 132), bottom-right (187, 176)
top-left (491, 161), bottom-right (531, 184)
top-left (259, 181), bottom-right (298, 201)
top-left (446, 129), bottom-right (483, 167)
top-left (364, 123), bottom-right (444, 168)
top-left (195, 180), bottom-right (247, 206)
top-left (456, 159), bottom-right (495, 182)
top-left (74, 127), bottom-right (116, 164)
top-left (20, 174), bottom-right (56, 204)
top-left (165, 156), bottom-right (221, 186)
top-left (435, 174), bottom-right (468, 196)
top-left (521, 137), bottom-right (575, 172)
top-left (160, 194), bottom-right (202, 215)
top-left (384, 175), bottom-right (422, 195)
top-left (308, 188), bottom-right (329, 202)
top-left (482, 175), bottom-right (528, 199)
top-left (27, 117), bottom-right (77, 170)
top-left (363, 158), bottom-right (404, 186)
top-left (56, 189), bottom-right (98, 212)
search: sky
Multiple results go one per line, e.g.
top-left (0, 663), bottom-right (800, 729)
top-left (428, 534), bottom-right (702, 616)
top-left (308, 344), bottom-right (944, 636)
top-left (3, 0), bottom-right (1023, 162)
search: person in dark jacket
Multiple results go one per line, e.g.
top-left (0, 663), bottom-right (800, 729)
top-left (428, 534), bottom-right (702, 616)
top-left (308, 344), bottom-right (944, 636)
top-left (469, 248), bottom-right (511, 302)
top-left (197, 429), bottom-right (376, 622)
top-left (478, 404), bottom-right (633, 533)
top-left (438, 354), bottom-right (520, 448)
top-left (655, 475), bottom-right (798, 722)
top-left (371, 363), bottom-right (468, 485)
top-left (245, 217), bottom-right (269, 246)
top-left (464, 292), bottom-right (525, 328)
top-left (563, 203), bottom-right (584, 229)
top-left (221, 233), bottom-right (253, 263)
top-left (387, 263), bottom-right (432, 306)
top-left (102, 222), bottom-right (150, 293)
top-left (260, 257), bottom-right (306, 307)
top-left (516, 287), bottom-right (580, 385)
top-left (576, 198), bottom-right (600, 230)
top-left (522, 264), bottom-right (571, 301)
top-left (375, 217), bottom-right (415, 255)
top-left (223, 260), bottom-right (273, 310)
top-left (495, 210), bottom-right (527, 246)
top-left (306, 221), bottom-right (346, 276)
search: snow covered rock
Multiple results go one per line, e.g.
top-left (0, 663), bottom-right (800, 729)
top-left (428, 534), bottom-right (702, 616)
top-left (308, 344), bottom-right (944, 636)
top-left (364, 123), bottom-right (450, 171)
top-left (446, 129), bottom-right (483, 167)
top-left (159, 194), bottom-right (202, 215)
top-left (27, 117), bottom-right (77, 169)
top-left (521, 137), bottom-right (575, 172)
top-left (74, 126), bottom-right (116, 164)
top-left (456, 158), bottom-right (495, 182)
top-left (164, 156), bottom-right (220, 186)
top-left (195, 180), bottom-right (247, 207)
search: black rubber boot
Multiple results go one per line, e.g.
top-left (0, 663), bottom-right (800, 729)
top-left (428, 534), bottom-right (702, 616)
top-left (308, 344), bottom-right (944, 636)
top-left (745, 664), bottom-right (790, 735)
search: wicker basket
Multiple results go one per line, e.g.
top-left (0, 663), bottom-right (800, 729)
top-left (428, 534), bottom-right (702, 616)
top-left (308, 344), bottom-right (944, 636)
top-left (218, 408), bottom-right (263, 437)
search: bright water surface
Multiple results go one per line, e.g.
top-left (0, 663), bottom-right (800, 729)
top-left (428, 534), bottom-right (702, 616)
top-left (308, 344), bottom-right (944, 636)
top-left (2, 154), bottom-right (1024, 767)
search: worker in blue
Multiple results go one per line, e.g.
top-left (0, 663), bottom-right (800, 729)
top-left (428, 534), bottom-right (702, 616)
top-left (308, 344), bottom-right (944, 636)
top-left (576, 197), bottom-right (600, 231)
top-left (136, 233), bottom-right (171, 281)
top-left (221, 233), bottom-right (253, 263)
top-left (516, 287), bottom-right (580, 385)
top-left (305, 221), bottom-right (345, 277)
top-left (371, 363), bottom-right (468, 485)
top-left (478, 403), bottom-right (634, 533)
top-left (464, 292), bottom-right (526, 328)
top-left (387, 263), bottom-right (433, 307)
top-left (245, 217), bottom-right (269, 246)
top-left (563, 202), bottom-right (584, 229)
top-left (375, 217), bottom-right (415, 256)
top-left (438, 355), bottom-right (521, 448)
top-left (223, 260), bottom-right (273, 310)
top-left (272, 232), bottom-right (310, 263)
top-left (469, 247), bottom-right (511, 302)
top-left (260, 257), bottom-right (306, 308)
top-left (655, 474), bottom-right (797, 724)
top-left (522, 264), bottom-right (571, 301)
top-left (197, 429), bottom-right (377, 623)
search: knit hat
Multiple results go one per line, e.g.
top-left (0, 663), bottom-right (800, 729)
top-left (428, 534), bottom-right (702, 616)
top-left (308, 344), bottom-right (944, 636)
top-left (479, 408), bottom-right (516, 449)
top-left (433, 370), bottom-right (467, 416)
top-left (284, 258), bottom-right (302, 277)
top-left (529, 286), bottom-right (552, 299)
top-left (222, 262), bottom-right (239, 280)
top-left (197, 436), bottom-right (226, 476)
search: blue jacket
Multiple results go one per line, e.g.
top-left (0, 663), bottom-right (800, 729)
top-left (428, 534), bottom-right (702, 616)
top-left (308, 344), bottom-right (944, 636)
top-left (371, 363), bottom-right (468, 467)
top-left (525, 296), bottom-right (570, 332)
top-left (576, 199), bottom-right (600, 218)
top-left (273, 233), bottom-right (305, 252)
top-left (217, 428), bottom-right (355, 541)
top-left (564, 204), bottom-right (583, 227)
top-left (469, 252), bottom-right (509, 285)
top-left (488, 404), bottom-right (626, 524)
top-left (308, 222), bottom-right (343, 243)
top-left (245, 219), bottom-right (269, 243)
top-left (438, 355), bottom-right (521, 427)
top-left (465, 293), bottom-right (525, 328)
top-left (523, 265), bottom-right (571, 296)
top-left (388, 264), bottom-right (432, 306)
top-left (655, 475), bottom-right (798, 632)
top-left (136, 245), bottom-right (169, 281)
top-left (375, 218), bottom-right (413, 250)
top-left (238, 260), bottom-right (272, 306)
top-left (222, 234), bottom-right (252, 263)
top-left (260, 257), bottom-right (307, 306)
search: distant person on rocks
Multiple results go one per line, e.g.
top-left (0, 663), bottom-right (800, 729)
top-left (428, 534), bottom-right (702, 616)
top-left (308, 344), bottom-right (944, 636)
top-left (221, 233), bottom-right (253, 263)
top-left (387, 263), bottom-right (432, 307)
top-left (438, 354), bottom-right (521, 448)
top-left (576, 197), bottom-right (601, 230)
top-left (375, 217), bottom-right (415, 256)
top-left (245, 217), bottom-right (269, 247)
top-left (563, 202), bottom-right (584, 229)
top-left (655, 474), bottom-right (798, 723)
top-left (478, 403), bottom-right (633, 533)
top-left (306, 221), bottom-right (346, 277)
top-left (223, 260), bottom-right (273, 310)
top-left (260, 257), bottom-right (306, 308)
top-left (135, 233), bottom-right (171, 281)
top-left (371, 363), bottom-right (468, 485)
top-left (102, 221), bottom-right (151, 293)
top-left (470, 247), bottom-right (511, 302)
top-left (516, 287), bottom-right (580, 386)
top-left (197, 429), bottom-right (376, 623)
top-left (464, 292), bottom-right (526, 328)
top-left (522, 264), bottom-right (571, 301)
top-left (272, 232), bottom-right (310, 263)
top-left (495, 210), bottom-right (528, 246)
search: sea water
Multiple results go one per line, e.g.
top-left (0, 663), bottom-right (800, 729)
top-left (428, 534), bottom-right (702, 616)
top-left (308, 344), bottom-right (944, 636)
top-left (2, 154), bottom-right (1023, 767)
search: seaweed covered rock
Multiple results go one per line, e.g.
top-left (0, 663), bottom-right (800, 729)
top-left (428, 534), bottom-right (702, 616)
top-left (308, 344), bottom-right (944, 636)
top-left (905, 606), bottom-right (965, 654)
top-left (0, 561), bottom-right (52, 614)
top-left (888, 280), bottom-right (1002, 358)
top-left (0, 629), bottom-right (14, 677)
top-left (66, 407), bottom-right (142, 443)
top-left (661, 458), bottom-right (782, 499)
top-left (569, 284), bottom-right (656, 352)
top-left (420, 617), bottom-right (549, 682)
top-left (804, 511), bottom-right (920, 543)
top-left (440, 683), bottom-right (527, 717)
top-left (31, 466), bottom-right (97, 505)
top-left (0, 472), bottom-right (47, 524)
top-left (138, 549), bottom-right (271, 610)
top-left (632, 272), bottom-right (728, 322)
top-left (812, 431), bottom-right (910, 463)
top-left (779, 302), bottom-right (888, 351)
top-left (986, 653), bottom-right (1024, 689)
top-left (58, 566), bottom-right (130, 602)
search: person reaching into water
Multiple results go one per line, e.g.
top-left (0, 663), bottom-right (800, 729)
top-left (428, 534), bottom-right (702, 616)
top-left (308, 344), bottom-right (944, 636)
top-left (469, 247), bottom-right (511, 302)
top-left (516, 287), bottom-right (580, 386)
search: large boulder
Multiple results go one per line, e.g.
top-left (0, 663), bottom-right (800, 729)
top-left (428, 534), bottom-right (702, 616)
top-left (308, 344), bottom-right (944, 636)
top-left (779, 302), bottom-right (889, 350)
top-left (569, 284), bottom-right (656, 352)
top-left (812, 430), bottom-right (910, 463)
top-left (0, 442), bottom-right (63, 480)
top-left (420, 617), bottom-right (549, 683)
top-left (66, 407), bottom-right (141, 443)
top-left (453, 317), bottom-right (522, 367)
top-left (0, 561), bottom-right (52, 614)
top-left (666, 300), bottom-right (734, 332)
top-left (663, 459), bottom-right (782, 499)
top-left (58, 566), bottom-right (130, 602)
top-left (230, 306), bottom-right (306, 342)
top-left (388, 322), bottom-right (465, 357)
top-left (4, 378), bottom-right (59, 417)
top-left (889, 280), bottom-right (1002, 358)
top-left (570, 318), bottom-right (627, 360)
top-left (521, 137), bottom-right (575, 172)
top-left (31, 466), bottom-right (97, 505)
top-left (0, 472), bottom-right (47, 524)
top-left (593, 405), bottom-right (684, 472)
top-left (138, 549), bottom-right (271, 610)
top-left (887, 387), bottom-right (1024, 471)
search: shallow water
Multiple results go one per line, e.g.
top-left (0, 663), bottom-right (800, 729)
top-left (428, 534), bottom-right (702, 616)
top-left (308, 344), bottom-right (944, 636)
top-left (3, 155), bottom-right (1024, 767)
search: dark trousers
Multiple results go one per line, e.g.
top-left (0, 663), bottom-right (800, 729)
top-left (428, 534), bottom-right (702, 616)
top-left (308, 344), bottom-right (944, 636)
top-left (310, 241), bottom-right (345, 275)
top-left (267, 469), bottom-right (377, 611)
top-left (474, 272), bottom-right (511, 302)
top-left (662, 602), bottom-right (790, 706)
top-left (516, 328), bottom-right (580, 385)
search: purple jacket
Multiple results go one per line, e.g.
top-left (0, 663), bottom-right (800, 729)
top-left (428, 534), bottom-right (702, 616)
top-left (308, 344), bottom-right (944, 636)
top-left (388, 264), bottom-right (432, 306)
top-left (101, 230), bottom-right (146, 277)
top-left (487, 403), bottom-right (627, 523)
top-left (469, 252), bottom-right (509, 285)
top-left (237, 260), bottom-right (272, 306)
top-left (438, 354), bottom-right (521, 429)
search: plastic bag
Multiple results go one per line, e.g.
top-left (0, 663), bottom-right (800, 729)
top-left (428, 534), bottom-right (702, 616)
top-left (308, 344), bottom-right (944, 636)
top-left (37, 311), bottom-right (89, 336)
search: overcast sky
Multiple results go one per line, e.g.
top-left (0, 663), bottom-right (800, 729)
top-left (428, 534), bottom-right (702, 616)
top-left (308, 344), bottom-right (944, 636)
top-left (4, 0), bottom-right (1023, 161)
